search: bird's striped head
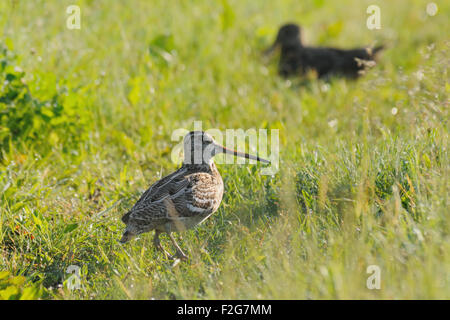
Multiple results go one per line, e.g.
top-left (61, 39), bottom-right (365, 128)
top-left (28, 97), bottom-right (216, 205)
top-left (183, 131), bottom-right (270, 166)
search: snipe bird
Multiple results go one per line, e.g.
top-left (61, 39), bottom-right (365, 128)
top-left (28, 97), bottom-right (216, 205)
top-left (265, 23), bottom-right (384, 79)
top-left (120, 131), bottom-right (270, 260)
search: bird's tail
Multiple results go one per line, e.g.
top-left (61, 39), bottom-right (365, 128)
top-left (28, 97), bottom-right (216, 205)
top-left (120, 230), bottom-right (134, 243)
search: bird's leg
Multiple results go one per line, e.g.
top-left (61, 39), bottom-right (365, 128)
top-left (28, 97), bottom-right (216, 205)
top-left (153, 230), bottom-right (171, 259)
top-left (168, 233), bottom-right (188, 260)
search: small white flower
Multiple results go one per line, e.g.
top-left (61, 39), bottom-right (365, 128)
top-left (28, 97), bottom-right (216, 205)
top-left (328, 119), bottom-right (338, 128)
top-left (415, 70), bottom-right (424, 81)
top-left (426, 2), bottom-right (438, 16)
top-left (321, 83), bottom-right (330, 92)
top-left (391, 107), bottom-right (398, 115)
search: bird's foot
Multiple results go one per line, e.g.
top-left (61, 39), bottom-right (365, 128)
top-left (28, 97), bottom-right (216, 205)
top-left (156, 244), bottom-right (172, 260)
top-left (168, 250), bottom-right (188, 261)
top-left (176, 251), bottom-right (189, 261)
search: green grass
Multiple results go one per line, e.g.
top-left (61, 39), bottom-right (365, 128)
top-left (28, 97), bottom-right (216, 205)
top-left (0, 0), bottom-right (448, 299)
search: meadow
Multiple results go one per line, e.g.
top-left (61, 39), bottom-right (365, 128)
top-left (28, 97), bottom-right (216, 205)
top-left (0, 0), bottom-right (448, 299)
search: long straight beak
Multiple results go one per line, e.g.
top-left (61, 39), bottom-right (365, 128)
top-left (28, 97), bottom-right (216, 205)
top-left (263, 40), bottom-right (279, 56)
top-left (216, 144), bottom-right (270, 164)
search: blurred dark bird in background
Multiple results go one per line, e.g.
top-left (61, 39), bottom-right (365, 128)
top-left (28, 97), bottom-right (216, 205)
top-left (265, 23), bottom-right (384, 79)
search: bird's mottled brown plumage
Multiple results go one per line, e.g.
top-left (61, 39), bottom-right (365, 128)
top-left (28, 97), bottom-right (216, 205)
top-left (122, 163), bottom-right (223, 234)
top-left (120, 131), bottom-right (269, 260)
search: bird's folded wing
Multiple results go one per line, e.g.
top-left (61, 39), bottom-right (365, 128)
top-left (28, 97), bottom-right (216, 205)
top-left (126, 177), bottom-right (191, 223)
top-left (129, 166), bottom-right (188, 211)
